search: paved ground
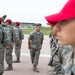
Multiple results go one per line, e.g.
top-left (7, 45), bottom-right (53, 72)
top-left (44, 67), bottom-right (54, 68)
top-left (4, 34), bottom-right (50, 75)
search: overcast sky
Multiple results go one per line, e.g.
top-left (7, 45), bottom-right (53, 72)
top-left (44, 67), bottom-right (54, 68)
top-left (0, 0), bottom-right (68, 26)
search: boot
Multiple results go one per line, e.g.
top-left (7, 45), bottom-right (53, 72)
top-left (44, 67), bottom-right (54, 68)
top-left (4, 64), bottom-right (13, 71)
top-left (13, 57), bottom-right (20, 63)
top-left (33, 66), bottom-right (39, 73)
top-left (33, 65), bottom-right (36, 71)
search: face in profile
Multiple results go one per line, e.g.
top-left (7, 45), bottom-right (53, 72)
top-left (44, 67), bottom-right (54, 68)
top-left (52, 18), bottom-right (75, 46)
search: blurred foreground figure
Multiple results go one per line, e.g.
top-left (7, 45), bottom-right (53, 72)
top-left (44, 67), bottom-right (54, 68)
top-left (45, 0), bottom-right (75, 75)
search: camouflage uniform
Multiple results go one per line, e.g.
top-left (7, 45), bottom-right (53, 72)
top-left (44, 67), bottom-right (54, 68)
top-left (62, 46), bottom-right (75, 75)
top-left (5, 25), bottom-right (16, 70)
top-left (14, 26), bottom-right (24, 62)
top-left (0, 24), bottom-right (7, 75)
top-left (49, 32), bottom-right (74, 75)
top-left (28, 30), bottom-right (44, 72)
top-left (48, 32), bottom-right (63, 75)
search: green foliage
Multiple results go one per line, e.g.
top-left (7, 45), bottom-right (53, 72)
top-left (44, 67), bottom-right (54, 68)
top-left (22, 27), bottom-right (51, 35)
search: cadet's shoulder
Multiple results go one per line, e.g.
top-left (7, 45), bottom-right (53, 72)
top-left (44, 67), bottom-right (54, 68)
top-left (28, 31), bottom-right (35, 38)
top-left (19, 27), bottom-right (22, 31)
top-left (63, 46), bottom-right (72, 51)
top-left (62, 46), bottom-right (73, 55)
top-left (30, 30), bottom-right (36, 35)
top-left (8, 26), bottom-right (13, 29)
top-left (9, 26), bottom-right (13, 28)
top-left (40, 31), bottom-right (44, 35)
top-left (0, 25), bottom-right (4, 29)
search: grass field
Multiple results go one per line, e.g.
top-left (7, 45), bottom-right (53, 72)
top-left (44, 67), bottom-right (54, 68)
top-left (22, 27), bottom-right (51, 35)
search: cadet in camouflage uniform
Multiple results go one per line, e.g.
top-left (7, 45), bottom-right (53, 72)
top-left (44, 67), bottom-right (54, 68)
top-left (48, 31), bottom-right (63, 75)
top-left (28, 23), bottom-right (44, 72)
top-left (45, 0), bottom-right (75, 75)
top-left (13, 22), bottom-right (24, 63)
top-left (4, 19), bottom-right (16, 71)
top-left (0, 17), bottom-right (8, 75)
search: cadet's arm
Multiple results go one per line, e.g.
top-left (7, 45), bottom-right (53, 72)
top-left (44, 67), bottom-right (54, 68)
top-left (41, 35), bottom-right (44, 45)
top-left (28, 39), bottom-right (30, 49)
top-left (41, 39), bottom-right (43, 45)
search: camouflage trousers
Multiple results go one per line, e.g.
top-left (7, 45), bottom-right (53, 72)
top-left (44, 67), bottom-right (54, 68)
top-left (15, 41), bottom-right (22, 58)
top-left (5, 44), bottom-right (13, 65)
top-left (0, 47), bottom-right (4, 73)
top-left (30, 49), bottom-right (40, 67)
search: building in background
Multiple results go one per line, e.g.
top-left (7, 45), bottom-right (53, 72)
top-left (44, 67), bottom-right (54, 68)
top-left (2, 21), bottom-right (42, 28)
top-left (19, 22), bottom-right (36, 28)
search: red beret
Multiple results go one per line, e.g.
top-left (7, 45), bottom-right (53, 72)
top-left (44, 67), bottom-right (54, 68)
top-left (0, 17), bottom-right (2, 22)
top-left (15, 22), bottom-right (20, 26)
top-left (5, 19), bottom-right (12, 24)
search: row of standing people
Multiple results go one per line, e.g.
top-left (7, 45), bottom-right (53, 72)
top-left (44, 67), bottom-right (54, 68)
top-left (0, 16), bottom-right (70, 75)
top-left (1, 0), bottom-right (75, 75)
top-left (2, 18), bottom-right (73, 75)
top-left (0, 18), bottom-right (24, 75)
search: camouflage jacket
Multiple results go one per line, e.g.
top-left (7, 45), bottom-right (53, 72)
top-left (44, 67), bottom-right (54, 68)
top-left (49, 32), bottom-right (75, 75)
top-left (28, 30), bottom-right (44, 49)
top-left (0, 25), bottom-right (7, 48)
top-left (14, 26), bottom-right (24, 42)
top-left (49, 32), bottom-right (63, 75)
top-left (4, 25), bottom-right (16, 45)
top-left (62, 46), bottom-right (75, 75)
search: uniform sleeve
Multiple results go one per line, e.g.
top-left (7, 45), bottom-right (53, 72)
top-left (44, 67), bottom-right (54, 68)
top-left (28, 32), bottom-right (33, 40)
top-left (0, 31), bottom-right (2, 42)
top-left (20, 29), bottom-right (24, 40)
top-left (13, 29), bottom-right (17, 42)
top-left (42, 33), bottom-right (44, 40)
top-left (3, 30), bottom-right (10, 46)
top-left (14, 29), bottom-right (19, 42)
